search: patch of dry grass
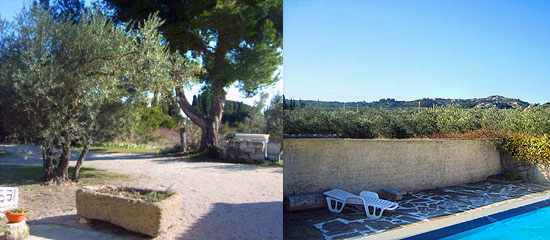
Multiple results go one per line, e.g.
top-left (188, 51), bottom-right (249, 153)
top-left (0, 164), bottom-right (129, 224)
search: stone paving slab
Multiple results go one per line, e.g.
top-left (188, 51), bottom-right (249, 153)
top-left (283, 181), bottom-right (550, 240)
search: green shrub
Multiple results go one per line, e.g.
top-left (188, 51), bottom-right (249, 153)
top-left (504, 171), bottom-right (522, 181)
top-left (6, 208), bottom-right (29, 214)
top-left (159, 144), bottom-right (182, 154)
top-left (498, 132), bottom-right (550, 165)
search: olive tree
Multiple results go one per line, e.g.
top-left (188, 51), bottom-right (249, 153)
top-left (2, 5), bottom-right (191, 183)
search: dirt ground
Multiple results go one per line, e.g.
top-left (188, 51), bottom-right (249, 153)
top-left (0, 145), bottom-right (283, 240)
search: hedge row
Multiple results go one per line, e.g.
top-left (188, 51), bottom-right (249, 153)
top-left (284, 106), bottom-right (550, 164)
top-left (284, 106), bottom-right (550, 138)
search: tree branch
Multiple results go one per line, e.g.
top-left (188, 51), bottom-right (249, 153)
top-left (175, 87), bottom-right (207, 129)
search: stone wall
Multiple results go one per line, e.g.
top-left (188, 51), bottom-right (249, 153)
top-left (240, 141), bottom-right (266, 161)
top-left (284, 139), bottom-right (501, 197)
top-left (224, 140), bottom-right (266, 163)
top-left (267, 142), bottom-right (282, 161)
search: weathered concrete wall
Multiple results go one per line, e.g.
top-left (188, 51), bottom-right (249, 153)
top-left (284, 139), bottom-right (501, 197)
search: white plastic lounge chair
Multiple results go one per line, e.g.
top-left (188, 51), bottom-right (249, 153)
top-left (324, 189), bottom-right (398, 219)
top-left (0, 187), bottom-right (19, 217)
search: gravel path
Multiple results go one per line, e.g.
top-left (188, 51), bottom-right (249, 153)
top-left (0, 144), bottom-right (283, 240)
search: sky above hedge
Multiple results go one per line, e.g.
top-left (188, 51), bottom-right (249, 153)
top-left (284, 0), bottom-right (550, 104)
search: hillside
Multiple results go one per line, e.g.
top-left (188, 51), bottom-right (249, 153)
top-left (284, 95), bottom-right (533, 110)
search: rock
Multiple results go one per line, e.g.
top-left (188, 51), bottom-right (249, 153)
top-left (78, 217), bottom-right (90, 224)
top-left (284, 193), bottom-right (326, 212)
top-left (4, 220), bottom-right (30, 240)
top-left (382, 187), bottom-right (407, 200)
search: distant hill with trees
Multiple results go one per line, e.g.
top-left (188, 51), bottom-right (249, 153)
top-left (284, 95), bottom-right (534, 110)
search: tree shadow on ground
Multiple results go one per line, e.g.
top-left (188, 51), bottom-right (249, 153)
top-left (152, 155), bottom-right (283, 172)
top-left (83, 152), bottom-right (160, 162)
top-left (0, 150), bottom-right (157, 166)
top-left (186, 164), bottom-right (284, 173)
top-left (27, 214), bottom-right (80, 226)
top-left (28, 214), bottom-right (148, 239)
top-left (180, 201), bottom-right (283, 240)
top-left (87, 219), bottom-right (150, 239)
top-left (0, 164), bottom-right (124, 186)
top-left (0, 164), bottom-right (43, 185)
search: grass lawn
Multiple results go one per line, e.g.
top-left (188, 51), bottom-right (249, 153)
top-left (263, 160), bottom-right (283, 167)
top-left (73, 141), bottom-right (160, 155)
top-left (72, 146), bottom-right (159, 155)
top-left (0, 164), bottom-right (126, 186)
top-left (87, 146), bottom-right (159, 155)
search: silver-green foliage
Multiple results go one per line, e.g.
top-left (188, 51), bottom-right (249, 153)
top-left (284, 106), bottom-right (550, 139)
top-left (0, 4), bottom-right (196, 181)
top-left (6, 5), bottom-right (183, 146)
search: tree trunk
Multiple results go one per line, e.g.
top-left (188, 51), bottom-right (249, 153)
top-left (71, 144), bottom-right (89, 181)
top-left (175, 87), bottom-right (209, 149)
top-left (207, 94), bottom-right (226, 148)
top-left (200, 126), bottom-right (208, 150)
top-left (174, 36), bottom-right (229, 155)
top-left (41, 147), bottom-right (56, 182)
top-left (179, 128), bottom-right (186, 152)
top-left (53, 140), bottom-right (71, 183)
top-left (175, 87), bottom-right (226, 156)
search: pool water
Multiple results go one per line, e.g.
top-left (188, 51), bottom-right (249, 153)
top-left (442, 205), bottom-right (550, 240)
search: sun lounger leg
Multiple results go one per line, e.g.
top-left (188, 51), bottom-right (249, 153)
top-left (365, 205), bottom-right (383, 220)
top-left (326, 197), bottom-right (345, 213)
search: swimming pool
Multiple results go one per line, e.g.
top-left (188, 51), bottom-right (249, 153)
top-left (405, 199), bottom-right (550, 240)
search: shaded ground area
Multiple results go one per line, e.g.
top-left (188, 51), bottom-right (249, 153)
top-left (0, 144), bottom-right (283, 240)
top-left (284, 182), bottom-right (550, 240)
top-left (29, 224), bottom-right (142, 240)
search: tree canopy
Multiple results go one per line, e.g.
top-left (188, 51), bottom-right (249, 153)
top-left (105, 0), bottom-right (283, 153)
top-left (0, 4), bottom-right (191, 182)
top-left (106, 0), bottom-right (282, 95)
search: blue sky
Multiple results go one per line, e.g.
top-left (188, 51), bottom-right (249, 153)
top-left (284, 0), bottom-right (550, 104)
top-left (0, 0), bottom-right (282, 106)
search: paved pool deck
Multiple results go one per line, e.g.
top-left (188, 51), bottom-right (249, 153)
top-left (283, 181), bottom-right (550, 240)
